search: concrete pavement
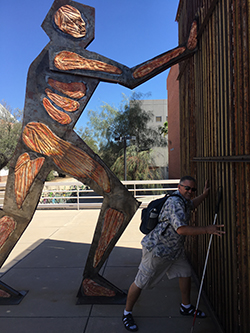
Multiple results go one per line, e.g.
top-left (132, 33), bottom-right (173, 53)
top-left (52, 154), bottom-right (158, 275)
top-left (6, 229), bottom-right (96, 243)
top-left (0, 208), bottom-right (223, 333)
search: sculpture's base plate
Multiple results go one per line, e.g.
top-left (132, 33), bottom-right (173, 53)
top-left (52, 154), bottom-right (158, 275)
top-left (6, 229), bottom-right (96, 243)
top-left (0, 289), bottom-right (28, 305)
top-left (76, 287), bottom-right (127, 305)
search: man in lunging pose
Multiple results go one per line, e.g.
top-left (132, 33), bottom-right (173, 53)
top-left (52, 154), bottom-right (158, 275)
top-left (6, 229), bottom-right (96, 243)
top-left (123, 176), bottom-right (225, 331)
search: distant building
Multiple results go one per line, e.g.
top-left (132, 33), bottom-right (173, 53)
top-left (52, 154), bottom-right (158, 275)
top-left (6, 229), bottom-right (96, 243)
top-left (0, 168), bottom-right (8, 182)
top-left (0, 103), bottom-right (16, 122)
top-left (140, 99), bottom-right (168, 178)
top-left (0, 104), bottom-right (6, 118)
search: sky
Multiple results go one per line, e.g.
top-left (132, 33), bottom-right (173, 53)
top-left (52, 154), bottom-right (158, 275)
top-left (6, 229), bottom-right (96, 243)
top-left (0, 0), bottom-right (180, 128)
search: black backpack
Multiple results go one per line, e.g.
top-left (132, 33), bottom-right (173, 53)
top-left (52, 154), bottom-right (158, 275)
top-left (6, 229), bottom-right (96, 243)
top-left (139, 193), bottom-right (186, 234)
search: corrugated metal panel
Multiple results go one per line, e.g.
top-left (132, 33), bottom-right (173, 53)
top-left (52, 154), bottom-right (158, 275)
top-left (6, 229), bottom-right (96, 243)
top-left (177, 0), bottom-right (250, 332)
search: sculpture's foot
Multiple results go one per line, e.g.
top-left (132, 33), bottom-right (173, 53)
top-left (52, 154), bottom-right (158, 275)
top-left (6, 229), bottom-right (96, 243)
top-left (76, 274), bottom-right (127, 305)
top-left (0, 280), bottom-right (28, 305)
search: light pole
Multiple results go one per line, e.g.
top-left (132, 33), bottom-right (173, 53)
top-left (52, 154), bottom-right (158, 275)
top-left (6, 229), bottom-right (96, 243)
top-left (115, 135), bottom-right (136, 180)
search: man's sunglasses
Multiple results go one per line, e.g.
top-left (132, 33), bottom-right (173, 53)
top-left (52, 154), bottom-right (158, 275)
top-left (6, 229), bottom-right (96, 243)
top-left (179, 184), bottom-right (197, 192)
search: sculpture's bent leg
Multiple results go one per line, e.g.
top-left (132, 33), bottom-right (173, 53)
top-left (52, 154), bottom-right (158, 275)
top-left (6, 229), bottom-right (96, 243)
top-left (0, 125), bottom-right (140, 303)
top-left (78, 193), bottom-right (139, 304)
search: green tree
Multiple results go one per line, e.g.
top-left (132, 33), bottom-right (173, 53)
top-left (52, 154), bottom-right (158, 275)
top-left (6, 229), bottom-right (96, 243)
top-left (108, 92), bottom-right (167, 152)
top-left (77, 92), bottom-right (167, 179)
top-left (80, 102), bottom-right (118, 145)
top-left (111, 145), bottom-right (160, 180)
top-left (77, 102), bottom-right (121, 166)
top-left (159, 121), bottom-right (168, 137)
top-left (76, 126), bottom-right (99, 153)
top-left (0, 102), bottom-right (22, 169)
top-left (76, 102), bottom-right (119, 161)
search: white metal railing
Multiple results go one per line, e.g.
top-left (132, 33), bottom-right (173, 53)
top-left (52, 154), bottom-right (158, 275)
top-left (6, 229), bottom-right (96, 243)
top-left (0, 179), bottom-right (180, 210)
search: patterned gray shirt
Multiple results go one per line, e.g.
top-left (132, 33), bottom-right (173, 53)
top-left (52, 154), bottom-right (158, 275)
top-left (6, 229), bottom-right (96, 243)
top-left (141, 191), bottom-right (193, 260)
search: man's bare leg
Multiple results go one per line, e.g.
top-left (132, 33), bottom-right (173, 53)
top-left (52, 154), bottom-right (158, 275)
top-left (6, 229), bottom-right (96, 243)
top-left (179, 276), bottom-right (206, 317)
top-left (125, 282), bottom-right (142, 312)
top-left (179, 276), bottom-right (191, 305)
top-left (122, 282), bottom-right (141, 331)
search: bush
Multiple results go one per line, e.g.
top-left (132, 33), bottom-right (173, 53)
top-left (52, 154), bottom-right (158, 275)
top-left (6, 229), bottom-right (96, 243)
top-left (46, 171), bottom-right (55, 181)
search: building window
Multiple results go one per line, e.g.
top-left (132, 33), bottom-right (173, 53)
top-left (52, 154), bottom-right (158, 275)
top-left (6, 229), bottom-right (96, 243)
top-left (156, 116), bottom-right (162, 122)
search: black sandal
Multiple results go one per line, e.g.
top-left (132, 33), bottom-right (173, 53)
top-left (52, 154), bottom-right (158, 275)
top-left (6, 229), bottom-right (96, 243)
top-left (180, 304), bottom-right (206, 318)
top-left (122, 313), bottom-right (138, 332)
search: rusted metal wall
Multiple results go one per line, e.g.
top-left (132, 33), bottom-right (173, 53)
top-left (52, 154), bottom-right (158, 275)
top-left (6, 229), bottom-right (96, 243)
top-left (176, 0), bottom-right (250, 332)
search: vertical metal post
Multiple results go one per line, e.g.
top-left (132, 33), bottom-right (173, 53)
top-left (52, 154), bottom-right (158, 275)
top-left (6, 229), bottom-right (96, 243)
top-left (77, 185), bottom-right (79, 210)
top-left (115, 135), bottom-right (135, 181)
top-left (124, 138), bottom-right (127, 181)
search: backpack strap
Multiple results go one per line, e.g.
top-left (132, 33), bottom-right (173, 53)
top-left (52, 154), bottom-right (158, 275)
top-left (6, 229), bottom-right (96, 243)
top-left (166, 193), bottom-right (187, 212)
top-left (160, 193), bottom-right (187, 235)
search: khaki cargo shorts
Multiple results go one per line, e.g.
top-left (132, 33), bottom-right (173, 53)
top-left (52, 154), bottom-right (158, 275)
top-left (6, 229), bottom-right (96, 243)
top-left (134, 247), bottom-right (192, 290)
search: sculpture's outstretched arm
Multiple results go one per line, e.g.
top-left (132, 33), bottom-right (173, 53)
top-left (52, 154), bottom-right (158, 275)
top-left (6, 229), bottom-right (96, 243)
top-left (128, 18), bottom-right (198, 88)
top-left (48, 18), bottom-right (197, 89)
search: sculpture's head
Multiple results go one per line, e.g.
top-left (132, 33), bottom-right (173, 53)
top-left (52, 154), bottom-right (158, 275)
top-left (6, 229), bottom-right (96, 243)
top-left (54, 4), bottom-right (86, 38)
top-left (42, 0), bottom-right (95, 48)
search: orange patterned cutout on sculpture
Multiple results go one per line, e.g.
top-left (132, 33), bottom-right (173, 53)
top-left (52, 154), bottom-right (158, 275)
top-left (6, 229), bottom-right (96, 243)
top-left (48, 78), bottom-right (86, 99)
top-left (0, 290), bottom-right (10, 298)
top-left (54, 51), bottom-right (123, 74)
top-left (133, 47), bottom-right (186, 79)
top-left (45, 88), bottom-right (79, 112)
top-left (43, 98), bottom-right (72, 125)
top-left (22, 122), bottom-right (110, 193)
top-left (15, 153), bottom-right (45, 209)
top-left (0, 216), bottom-right (16, 249)
top-left (54, 5), bottom-right (86, 38)
top-left (81, 278), bottom-right (115, 297)
top-left (93, 208), bottom-right (124, 267)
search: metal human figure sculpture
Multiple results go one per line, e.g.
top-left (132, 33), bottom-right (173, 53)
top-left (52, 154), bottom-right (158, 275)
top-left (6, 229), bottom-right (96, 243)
top-left (0, 0), bottom-right (197, 303)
